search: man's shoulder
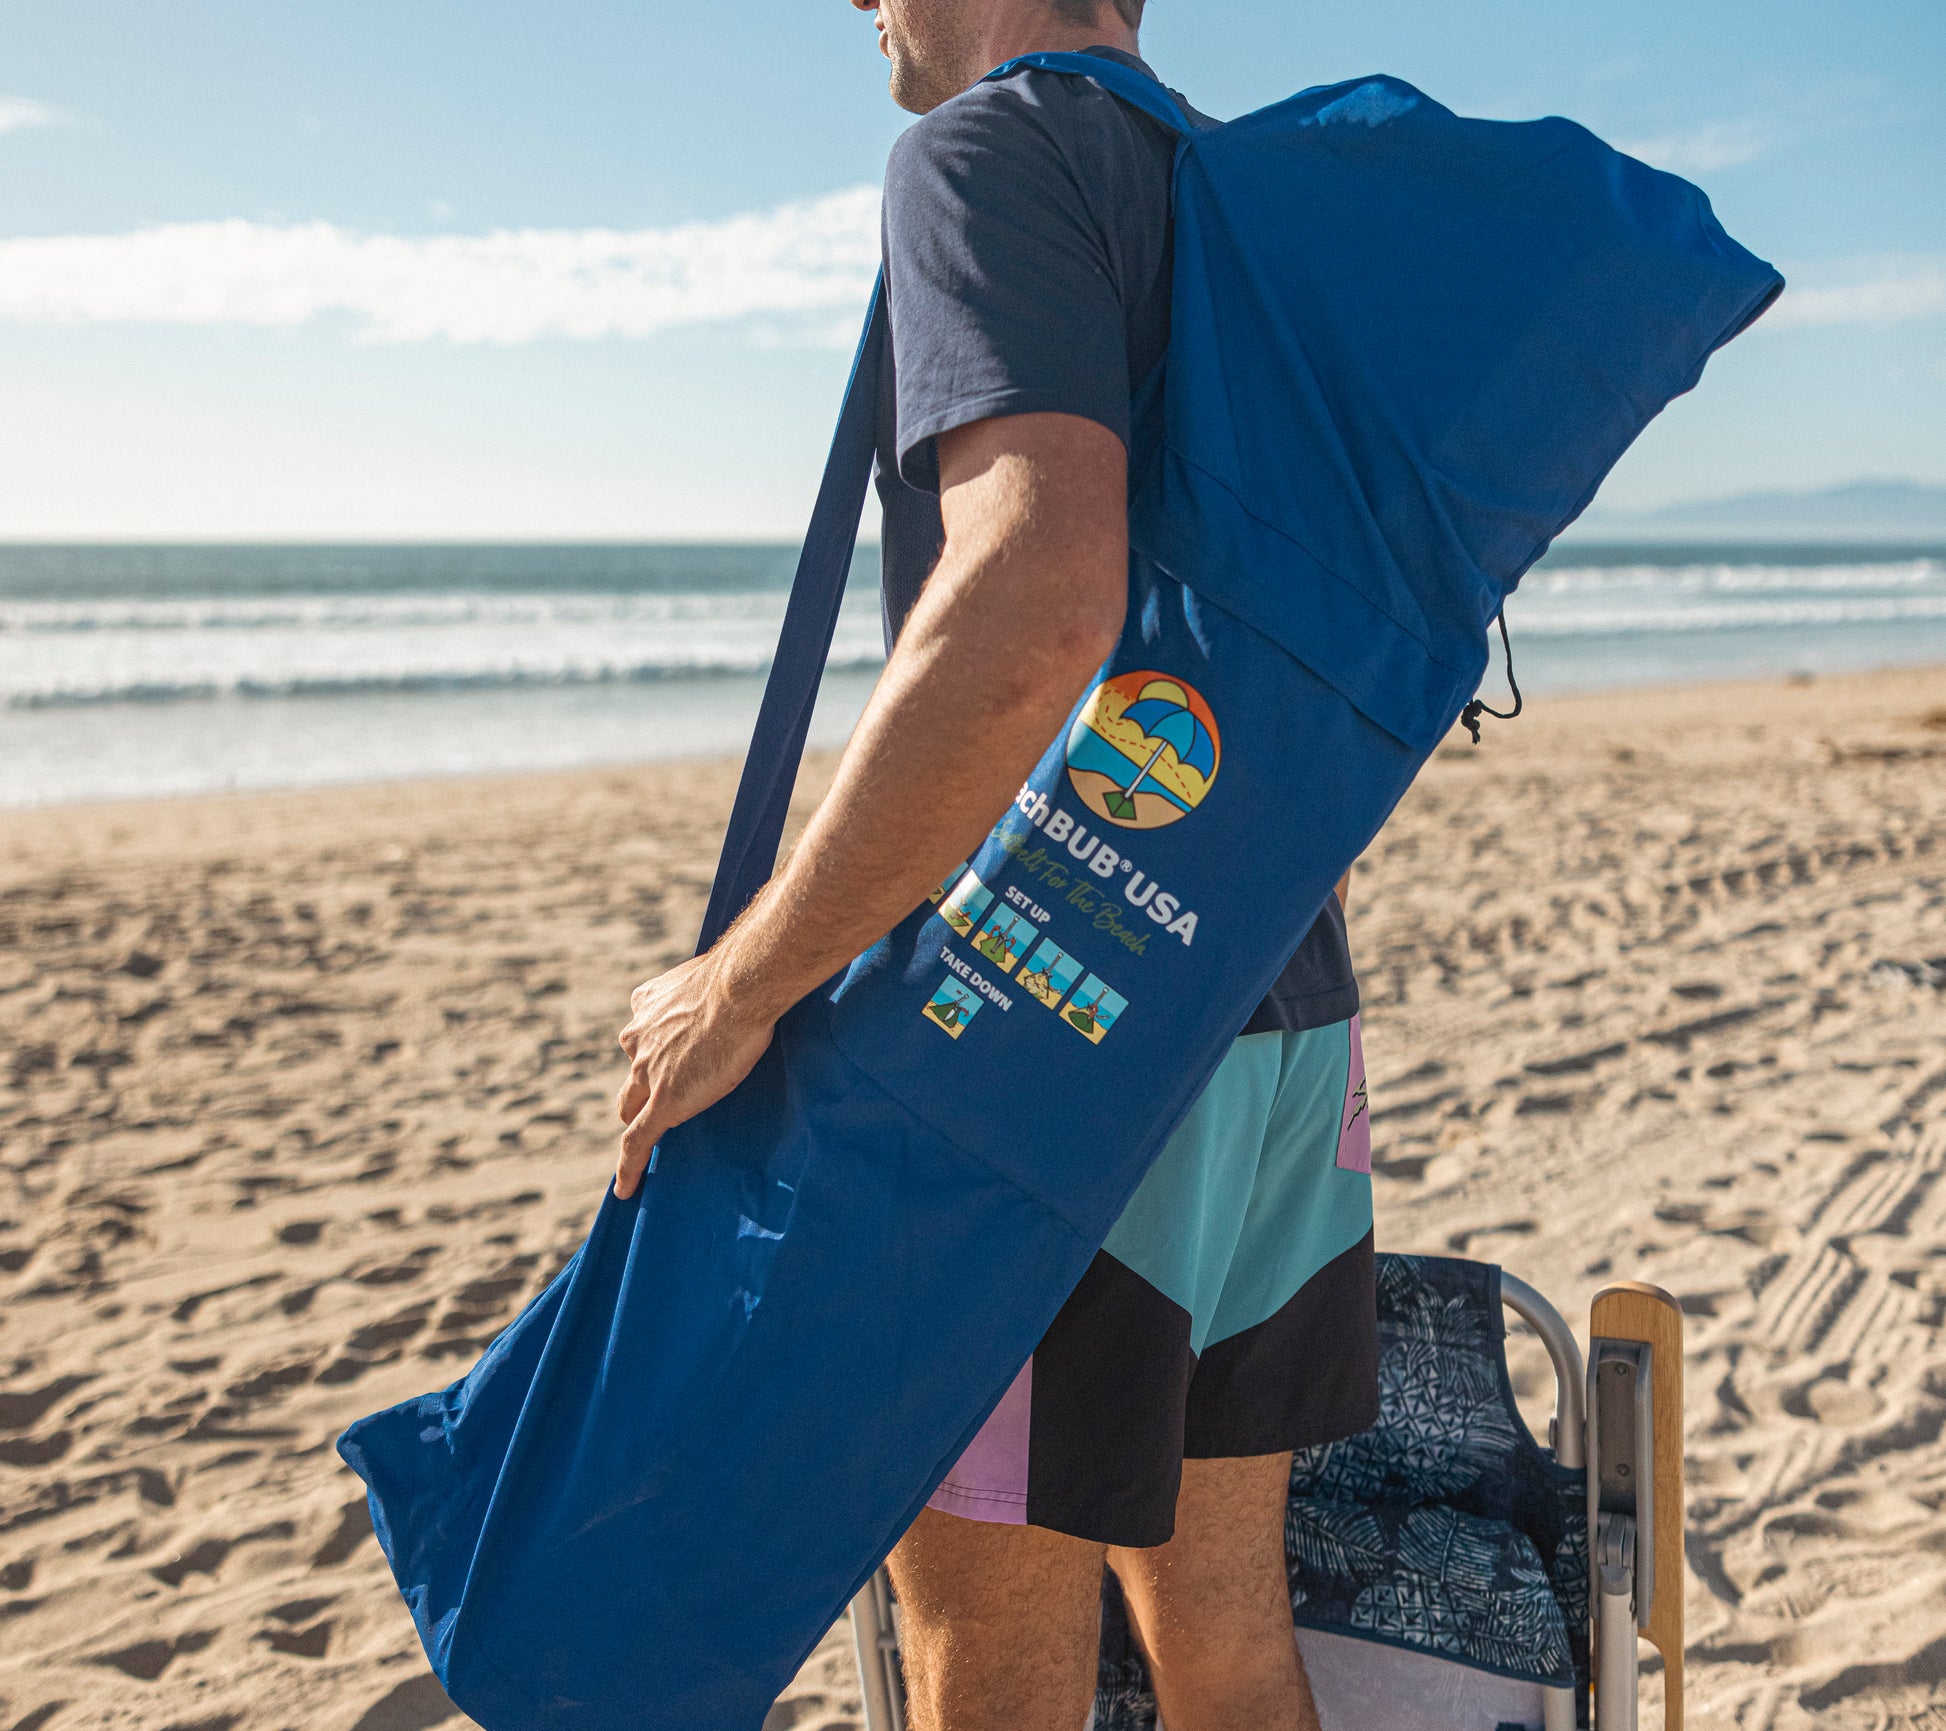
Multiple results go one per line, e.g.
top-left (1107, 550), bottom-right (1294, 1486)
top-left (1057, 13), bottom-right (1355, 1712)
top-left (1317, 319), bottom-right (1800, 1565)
top-left (888, 62), bottom-right (1162, 192)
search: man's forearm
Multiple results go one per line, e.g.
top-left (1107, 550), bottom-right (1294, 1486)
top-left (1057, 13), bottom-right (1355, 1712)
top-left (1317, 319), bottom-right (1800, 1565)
top-left (611, 414), bottom-right (1129, 1194)
top-left (713, 417), bottom-right (1129, 1017)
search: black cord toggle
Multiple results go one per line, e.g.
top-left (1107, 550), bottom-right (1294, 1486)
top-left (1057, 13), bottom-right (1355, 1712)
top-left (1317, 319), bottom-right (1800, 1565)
top-left (1460, 611), bottom-right (1523, 745)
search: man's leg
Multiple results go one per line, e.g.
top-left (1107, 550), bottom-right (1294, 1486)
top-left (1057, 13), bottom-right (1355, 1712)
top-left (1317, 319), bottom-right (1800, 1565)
top-left (886, 1506), bottom-right (1106, 1731)
top-left (1108, 1452), bottom-right (1321, 1731)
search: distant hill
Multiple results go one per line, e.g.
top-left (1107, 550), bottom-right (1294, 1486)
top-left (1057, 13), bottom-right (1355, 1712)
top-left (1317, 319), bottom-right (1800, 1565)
top-left (1574, 480), bottom-right (1946, 541)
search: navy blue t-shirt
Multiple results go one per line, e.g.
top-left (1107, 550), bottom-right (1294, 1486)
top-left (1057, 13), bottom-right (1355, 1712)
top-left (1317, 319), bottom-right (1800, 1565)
top-left (874, 47), bottom-right (1357, 1034)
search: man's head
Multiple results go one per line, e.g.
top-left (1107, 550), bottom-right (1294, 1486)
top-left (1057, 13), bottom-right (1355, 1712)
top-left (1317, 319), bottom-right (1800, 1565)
top-left (852, 0), bottom-right (1143, 115)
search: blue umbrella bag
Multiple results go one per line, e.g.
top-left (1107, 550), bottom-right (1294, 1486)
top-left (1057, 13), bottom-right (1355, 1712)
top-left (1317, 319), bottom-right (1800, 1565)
top-left (347, 562), bottom-right (1421, 1729)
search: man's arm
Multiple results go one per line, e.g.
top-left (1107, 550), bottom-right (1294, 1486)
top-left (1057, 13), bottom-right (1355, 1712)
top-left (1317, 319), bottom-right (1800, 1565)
top-left (612, 411), bottom-right (1128, 1195)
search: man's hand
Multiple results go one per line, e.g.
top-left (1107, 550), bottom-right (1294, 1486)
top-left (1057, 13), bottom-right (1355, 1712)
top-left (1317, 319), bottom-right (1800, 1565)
top-left (612, 955), bottom-right (780, 1199)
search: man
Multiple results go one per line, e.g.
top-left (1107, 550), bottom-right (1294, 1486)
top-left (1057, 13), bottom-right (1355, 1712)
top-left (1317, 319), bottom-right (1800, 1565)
top-left (615, 4), bottom-right (1375, 1727)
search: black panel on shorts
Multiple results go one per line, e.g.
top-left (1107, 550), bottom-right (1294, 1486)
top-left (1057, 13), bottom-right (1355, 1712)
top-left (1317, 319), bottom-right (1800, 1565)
top-left (1182, 1229), bottom-right (1379, 1460)
top-left (1026, 1250), bottom-right (1194, 1548)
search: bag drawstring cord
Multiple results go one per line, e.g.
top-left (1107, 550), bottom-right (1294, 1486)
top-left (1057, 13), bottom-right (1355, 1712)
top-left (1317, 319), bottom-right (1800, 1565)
top-left (1459, 611), bottom-right (1523, 745)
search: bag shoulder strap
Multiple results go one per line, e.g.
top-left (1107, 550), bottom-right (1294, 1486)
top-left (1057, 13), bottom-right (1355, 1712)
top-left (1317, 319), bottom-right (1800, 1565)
top-left (983, 50), bottom-right (1194, 137)
top-left (699, 54), bottom-right (1186, 957)
top-left (695, 280), bottom-right (886, 955)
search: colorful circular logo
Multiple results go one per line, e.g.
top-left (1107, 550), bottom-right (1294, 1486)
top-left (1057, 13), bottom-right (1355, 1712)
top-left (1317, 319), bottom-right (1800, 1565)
top-left (1064, 670), bottom-right (1220, 831)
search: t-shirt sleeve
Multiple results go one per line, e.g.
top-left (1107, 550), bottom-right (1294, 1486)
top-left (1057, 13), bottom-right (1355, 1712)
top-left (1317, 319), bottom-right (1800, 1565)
top-left (882, 76), bottom-right (1138, 493)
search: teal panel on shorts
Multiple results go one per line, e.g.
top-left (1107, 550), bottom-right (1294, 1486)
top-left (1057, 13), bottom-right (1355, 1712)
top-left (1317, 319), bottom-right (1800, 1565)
top-left (1101, 1023), bottom-right (1374, 1355)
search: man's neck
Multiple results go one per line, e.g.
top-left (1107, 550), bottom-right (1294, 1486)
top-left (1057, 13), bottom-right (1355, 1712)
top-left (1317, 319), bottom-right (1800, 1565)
top-left (884, 1), bottom-right (1140, 117)
top-left (966, 5), bottom-right (1138, 82)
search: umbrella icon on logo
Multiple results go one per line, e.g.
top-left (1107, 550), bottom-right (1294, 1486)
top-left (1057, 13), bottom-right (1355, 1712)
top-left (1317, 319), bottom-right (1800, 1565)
top-left (1066, 673), bottom-right (1221, 831)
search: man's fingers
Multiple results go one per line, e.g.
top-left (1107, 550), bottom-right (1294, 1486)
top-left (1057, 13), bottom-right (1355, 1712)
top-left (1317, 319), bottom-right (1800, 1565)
top-left (616, 1060), bottom-right (653, 1127)
top-left (614, 1097), bottom-right (668, 1199)
top-left (619, 976), bottom-right (666, 1057)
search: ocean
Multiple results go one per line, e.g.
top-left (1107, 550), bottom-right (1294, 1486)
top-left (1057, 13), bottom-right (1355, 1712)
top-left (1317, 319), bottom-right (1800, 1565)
top-left (3, 540), bottom-right (1943, 808)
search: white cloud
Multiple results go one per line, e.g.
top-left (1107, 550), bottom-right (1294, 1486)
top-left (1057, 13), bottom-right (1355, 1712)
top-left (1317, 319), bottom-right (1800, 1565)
top-left (0, 97), bottom-right (65, 137)
top-left (1618, 117), bottom-right (1776, 174)
top-left (0, 186), bottom-right (882, 344)
top-left (1766, 256), bottom-right (1946, 329)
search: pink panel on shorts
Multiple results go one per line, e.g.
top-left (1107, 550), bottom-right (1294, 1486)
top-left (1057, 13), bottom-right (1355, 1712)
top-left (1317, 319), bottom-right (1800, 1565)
top-left (926, 1359), bottom-right (1031, 1525)
top-left (1336, 1014), bottom-right (1372, 1175)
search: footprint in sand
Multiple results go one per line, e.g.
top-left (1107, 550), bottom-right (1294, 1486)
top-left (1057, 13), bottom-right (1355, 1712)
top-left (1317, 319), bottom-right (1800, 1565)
top-left (0, 1373), bottom-right (95, 1467)
top-left (349, 1673), bottom-right (466, 1731)
top-left (89, 1629), bottom-right (216, 1680)
top-left (309, 1497), bottom-right (374, 1568)
top-left (1781, 1372), bottom-right (1885, 1427)
top-left (258, 1615), bottom-right (334, 1659)
top-left (421, 1256), bottom-right (542, 1360)
top-left (316, 1301), bottom-right (436, 1384)
top-left (150, 1522), bottom-right (295, 1588)
top-left (1445, 1220), bottom-right (1537, 1254)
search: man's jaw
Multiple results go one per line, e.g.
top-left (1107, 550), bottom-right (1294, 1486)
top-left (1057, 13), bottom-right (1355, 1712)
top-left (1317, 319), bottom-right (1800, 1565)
top-left (873, 0), bottom-right (984, 115)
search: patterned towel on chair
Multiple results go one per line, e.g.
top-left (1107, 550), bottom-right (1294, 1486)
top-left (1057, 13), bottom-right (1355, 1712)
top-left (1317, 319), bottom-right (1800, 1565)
top-left (1285, 1254), bottom-right (1587, 1689)
top-left (1287, 1497), bottom-right (1572, 1681)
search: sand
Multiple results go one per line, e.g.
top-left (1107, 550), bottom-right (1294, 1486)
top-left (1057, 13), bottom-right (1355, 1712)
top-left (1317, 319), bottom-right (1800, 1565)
top-left (2, 664), bottom-right (1943, 1731)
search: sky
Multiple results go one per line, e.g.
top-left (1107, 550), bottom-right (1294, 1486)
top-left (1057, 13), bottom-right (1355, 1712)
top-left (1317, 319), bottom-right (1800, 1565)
top-left (2, 0), bottom-right (1941, 540)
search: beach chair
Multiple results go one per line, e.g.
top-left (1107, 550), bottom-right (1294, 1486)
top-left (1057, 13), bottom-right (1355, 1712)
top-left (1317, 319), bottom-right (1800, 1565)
top-left (847, 1256), bottom-right (1684, 1731)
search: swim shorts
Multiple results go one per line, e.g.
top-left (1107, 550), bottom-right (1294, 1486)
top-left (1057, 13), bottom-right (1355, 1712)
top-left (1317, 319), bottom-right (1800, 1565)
top-left (927, 1016), bottom-right (1376, 1549)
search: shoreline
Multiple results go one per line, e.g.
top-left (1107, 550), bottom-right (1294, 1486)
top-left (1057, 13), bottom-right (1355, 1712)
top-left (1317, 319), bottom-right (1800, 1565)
top-left (2, 660), bottom-right (1944, 1729)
